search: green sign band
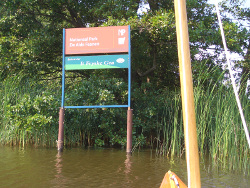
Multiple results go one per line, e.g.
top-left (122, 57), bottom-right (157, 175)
top-left (65, 54), bottom-right (129, 70)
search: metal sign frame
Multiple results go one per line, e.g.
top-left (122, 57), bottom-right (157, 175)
top-left (61, 26), bottom-right (131, 109)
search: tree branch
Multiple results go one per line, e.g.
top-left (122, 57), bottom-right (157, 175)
top-left (137, 50), bottom-right (157, 77)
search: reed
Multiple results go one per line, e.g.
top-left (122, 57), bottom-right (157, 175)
top-left (157, 92), bottom-right (184, 158)
top-left (157, 64), bottom-right (249, 174)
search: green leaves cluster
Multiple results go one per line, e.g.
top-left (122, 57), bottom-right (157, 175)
top-left (0, 75), bottom-right (60, 145)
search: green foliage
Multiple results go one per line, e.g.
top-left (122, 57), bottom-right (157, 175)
top-left (0, 75), bottom-right (60, 146)
top-left (65, 73), bottom-right (128, 106)
top-left (92, 0), bottom-right (140, 21)
top-left (105, 9), bottom-right (180, 89)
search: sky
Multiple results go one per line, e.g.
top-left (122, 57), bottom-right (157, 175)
top-left (209, 0), bottom-right (250, 8)
top-left (138, 0), bottom-right (250, 14)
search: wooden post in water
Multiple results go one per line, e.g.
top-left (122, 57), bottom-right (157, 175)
top-left (174, 0), bottom-right (201, 187)
top-left (57, 107), bottom-right (65, 152)
top-left (126, 108), bottom-right (133, 153)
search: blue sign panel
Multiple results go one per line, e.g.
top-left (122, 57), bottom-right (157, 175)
top-left (65, 54), bottom-right (129, 70)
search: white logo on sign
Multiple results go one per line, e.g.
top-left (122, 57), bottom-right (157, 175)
top-left (118, 29), bottom-right (126, 36)
top-left (118, 29), bottom-right (126, 45)
top-left (118, 37), bottom-right (125, 45)
top-left (116, 58), bottom-right (125, 63)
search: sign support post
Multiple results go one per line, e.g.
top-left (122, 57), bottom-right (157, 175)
top-left (57, 107), bottom-right (65, 152)
top-left (126, 109), bottom-right (133, 153)
top-left (57, 29), bottom-right (66, 152)
top-left (127, 26), bottom-right (133, 154)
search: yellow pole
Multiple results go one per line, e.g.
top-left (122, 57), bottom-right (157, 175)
top-left (174, 0), bottom-right (201, 187)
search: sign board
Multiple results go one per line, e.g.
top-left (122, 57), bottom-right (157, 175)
top-left (65, 26), bottom-right (129, 55)
top-left (65, 54), bottom-right (129, 70)
top-left (61, 25), bottom-right (131, 109)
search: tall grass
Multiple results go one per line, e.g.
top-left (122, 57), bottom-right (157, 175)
top-left (156, 92), bottom-right (184, 158)
top-left (195, 78), bottom-right (249, 174)
top-left (157, 65), bottom-right (249, 174)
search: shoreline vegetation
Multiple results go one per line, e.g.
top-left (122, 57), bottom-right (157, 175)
top-left (0, 64), bottom-right (249, 175)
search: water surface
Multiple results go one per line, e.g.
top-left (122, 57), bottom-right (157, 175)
top-left (0, 147), bottom-right (248, 187)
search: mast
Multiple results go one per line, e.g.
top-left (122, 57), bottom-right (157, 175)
top-left (174, 0), bottom-right (201, 187)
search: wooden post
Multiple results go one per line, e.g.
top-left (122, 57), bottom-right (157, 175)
top-left (57, 107), bottom-right (65, 152)
top-left (126, 109), bottom-right (133, 153)
top-left (174, 0), bottom-right (201, 187)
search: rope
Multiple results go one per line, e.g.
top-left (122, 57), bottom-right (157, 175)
top-left (56, 140), bottom-right (64, 145)
top-left (170, 173), bottom-right (180, 188)
top-left (215, 2), bottom-right (250, 148)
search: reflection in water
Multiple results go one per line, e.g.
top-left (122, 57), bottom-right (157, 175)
top-left (124, 154), bottom-right (132, 174)
top-left (124, 153), bottom-right (133, 186)
top-left (52, 152), bottom-right (67, 188)
top-left (55, 152), bottom-right (63, 175)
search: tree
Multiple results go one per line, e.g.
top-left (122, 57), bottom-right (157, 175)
top-left (0, 0), bottom-right (141, 80)
top-left (239, 39), bottom-right (250, 96)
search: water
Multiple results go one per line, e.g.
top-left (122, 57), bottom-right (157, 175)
top-left (0, 146), bottom-right (249, 188)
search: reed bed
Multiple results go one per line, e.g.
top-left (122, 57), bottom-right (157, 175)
top-left (157, 66), bottom-right (249, 174)
top-left (195, 81), bottom-right (249, 174)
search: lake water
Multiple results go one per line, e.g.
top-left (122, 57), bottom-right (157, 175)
top-left (0, 146), bottom-right (249, 187)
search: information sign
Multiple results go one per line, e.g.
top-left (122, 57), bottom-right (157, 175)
top-left (65, 26), bottom-right (129, 55)
top-left (61, 25), bottom-right (131, 109)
